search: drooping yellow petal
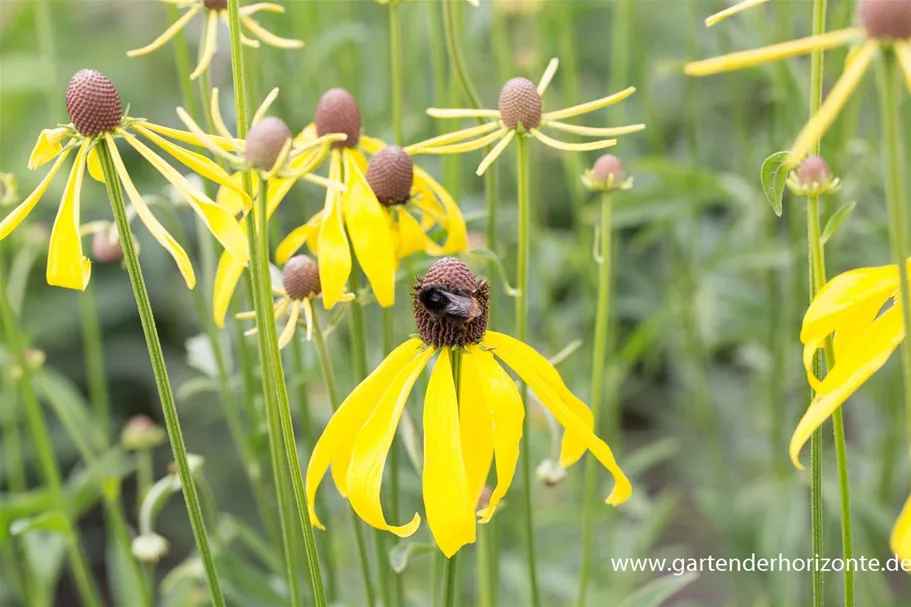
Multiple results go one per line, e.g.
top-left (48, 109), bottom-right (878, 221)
top-left (343, 152), bottom-right (396, 307)
top-left (476, 130), bottom-right (516, 176)
top-left (47, 140), bottom-right (92, 290)
top-left (28, 127), bottom-right (70, 169)
top-left (87, 145), bottom-right (104, 183)
top-left (275, 212), bottom-right (324, 264)
top-left (394, 209), bottom-right (431, 259)
top-left (896, 42), bottom-right (911, 94)
top-left (530, 129), bottom-right (617, 152)
top-left (542, 87), bottom-right (636, 121)
top-left (787, 40), bottom-right (877, 165)
top-left (704, 0), bottom-right (771, 27)
top-left (484, 331), bottom-right (632, 506)
top-left (790, 305), bottom-right (904, 468)
top-left (278, 300), bottom-right (301, 349)
top-left (241, 15), bottom-right (304, 49)
top-left (469, 348), bottom-right (524, 523)
top-left (213, 249), bottom-right (246, 327)
top-left (457, 348), bottom-right (494, 511)
top-left (834, 296), bottom-right (890, 362)
top-left (121, 131), bottom-right (249, 265)
top-left (403, 122), bottom-right (501, 155)
top-left (190, 10), bottom-right (220, 80)
top-left (105, 134), bottom-right (196, 288)
top-left (0, 150), bottom-right (71, 241)
top-left (133, 124), bottom-right (252, 210)
top-left (423, 348), bottom-right (476, 556)
top-left (216, 171), bottom-right (257, 217)
top-left (684, 28), bottom-right (864, 77)
top-left (413, 165), bottom-right (468, 254)
top-left (127, 6), bottom-right (200, 56)
top-left (891, 493), bottom-right (911, 561)
top-left (347, 347), bottom-right (433, 537)
top-left (306, 339), bottom-right (425, 529)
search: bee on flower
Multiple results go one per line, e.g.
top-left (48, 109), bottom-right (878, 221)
top-left (274, 88), bottom-right (468, 312)
top-left (686, 0), bottom-right (911, 166)
top-left (408, 58), bottom-right (645, 176)
top-left (128, 0), bottom-right (303, 80)
top-left (305, 257), bottom-right (631, 557)
top-left (0, 69), bottom-right (248, 291)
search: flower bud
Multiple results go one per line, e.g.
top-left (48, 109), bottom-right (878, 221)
top-left (132, 533), bottom-right (169, 564)
top-left (245, 117), bottom-right (292, 172)
top-left (66, 70), bottom-right (123, 137)
top-left (498, 77), bottom-right (543, 130)
top-left (787, 155), bottom-right (840, 197)
top-left (583, 154), bottom-right (633, 192)
top-left (121, 415), bottom-right (166, 451)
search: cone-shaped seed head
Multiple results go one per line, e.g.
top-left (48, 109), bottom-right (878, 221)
top-left (66, 70), bottom-right (123, 137)
top-left (498, 77), bottom-right (543, 130)
top-left (246, 117), bottom-right (292, 171)
top-left (413, 257), bottom-right (489, 348)
top-left (366, 146), bottom-right (413, 205)
top-left (315, 88), bottom-right (361, 148)
top-left (283, 255), bottom-right (321, 300)
top-left (591, 154), bottom-right (624, 187)
top-left (797, 155), bottom-right (832, 186)
top-left (861, 0), bottom-right (911, 39)
top-left (204, 0), bottom-right (228, 9)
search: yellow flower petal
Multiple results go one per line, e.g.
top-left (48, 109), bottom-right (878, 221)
top-left (29, 127), bottom-right (70, 170)
top-left (536, 58), bottom-right (559, 95)
top-left (787, 40), bottom-right (877, 165)
top-left (209, 88), bottom-right (237, 141)
top-left (530, 129), bottom-right (616, 152)
top-left (457, 348), bottom-right (494, 511)
top-left (343, 152), bottom-right (396, 307)
top-left (896, 42), bottom-right (911, 94)
top-left (190, 10), bottom-right (220, 80)
top-left (347, 347), bottom-right (433, 537)
top-left (275, 212), bottom-right (324, 264)
top-left (834, 295), bottom-right (889, 362)
top-left (239, 2), bottom-right (286, 16)
top-left (684, 28), bottom-right (864, 77)
top-left (476, 130), bottom-right (516, 176)
top-left (138, 122), bottom-right (237, 152)
top-left (0, 150), bottom-right (71, 241)
top-left (216, 171), bottom-right (257, 217)
top-left (413, 165), bottom-right (468, 254)
top-left (423, 348), bottom-right (476, 556)
top-left (306, 339), bottom-right (425, 529)
top-left (252, 87), bottom-right (281, 127)
top-left (790, 305), bottom-right (904, 469)
top-left (468, 348), bottom-right (524, 523)
top-left (704, 0), bottom-right (771, 27)
top-left (543, 121), bottom-right (647, 138)
top-left (403, 122), bottom-right (501, 155)
top-left (542, 87), bottom-right (636, 121)
top-left (394, 209), bottom-right (430, 259)
top-left (105, 134), bottom-right (196, 288)
top-left (241, 15), bottom-right (304, 49)
top-left (127, 6), bottom-right (200, 56)
top-left (121, 131), bottom-right (249, 265)
top-left (414, 127), bottom-right (508, 156)
top-left (87, 145), bottom-right (105, 183)
top-left (484, 331), bottom-right (632, 506)
top-left (891, 493), bottom-right (911, 561)
top-left (213, 250), bottom-right (247, 327)
top-left (278, 300), bottom-right (300, 349)
top-left (425, 108), bottom-right (502, 120)
top-left (47, 140), bottom-right (92, 290)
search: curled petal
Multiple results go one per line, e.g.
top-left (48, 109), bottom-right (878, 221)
top-left (0, 150), bottom-right (71, 241)
top-left (190, 10), bottom-right (220, 80)
top-left (275, 212), bottom-right (324, 264)
top-left (241, 15), bottom-right (304, 49)
top-left (29, 127), bottom-right (70, 169)
top-left (127, 6), bottom-right (200, 57)
top-left (47, 140), bottom-right (92, 290)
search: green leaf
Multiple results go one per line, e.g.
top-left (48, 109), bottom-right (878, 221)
top-left (389, 541), bottom-right (436, 573)
top-left (821, 201), bottom-right (857, 246)
top-left (617, 573), bottom-right (698, 607)
top-left (216, 553), bottom-right (287, 607)
top-left (760, 151), bottom-right (791, 217)
top-left (10, 511), bottom-right (69, 536)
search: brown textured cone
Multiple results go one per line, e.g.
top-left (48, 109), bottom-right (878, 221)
top-left (366, 146), bottom-right (414, 205)
top-left (412, 257), bottom-right (490, 348)
top-left (498, 77), bottom-right (543, 130)
top-left (797, 156), bottom-right (832, 186)
top-left (861, 0), bottom-right (911, 39)
top-left (283, 255), bottom-right (321, 300)
top-left (246, 117), bottom-right (292, 171)
top-left (204, 0), bottom-right (228, 9)
top-left (591, 154), bottom-right (624, 186)
top-left (66, 70), bottom-right (123, 137)
top-left (315, 88), bottom-right (361, 148)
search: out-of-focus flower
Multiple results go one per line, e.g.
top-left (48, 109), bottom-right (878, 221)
top-left (122, 415), bottom-right (166, 451)
top-left (786, 155), bottom-right (840, 198)
top-left (0, 173), bottom-right (17, 206)
top-left (132, 532), bottom-right (170, 564)
top-left (128, 0), bottom-right (302, 80)
top-left (582, 154), bottom-right (633, 193)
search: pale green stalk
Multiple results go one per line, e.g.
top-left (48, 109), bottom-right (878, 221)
top-left (79, 286), bottom-right (111, 438)
top-left (96, 142), bottom-right (225, 606)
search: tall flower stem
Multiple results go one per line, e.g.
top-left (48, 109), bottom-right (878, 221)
top-left (79, 286), bottom-right (111, 438)
top-left (312, 310), bottom-right (379, 607)
top-left (514, 133), bottom-right (541, 606)
top-left (880, 47), bottom-right (911, 501)
top-left (225, 2), bottom-right (328, 604)
top-left (95, 142), bottom-right (225, 607)
top-left (576, 190), bottom-right (614, 606)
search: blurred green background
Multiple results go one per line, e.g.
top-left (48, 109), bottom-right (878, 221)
top-left (3, 0), bottom-right (911, 605)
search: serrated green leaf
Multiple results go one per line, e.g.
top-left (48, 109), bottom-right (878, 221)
top-left (821, 201), bottom-right (857, 246)
top-left (760, 151), bottom-right (791, 217)
top-left (617, 573), bottom-right (698, 607)
top-left (389, 541), bottom-right (435, 573)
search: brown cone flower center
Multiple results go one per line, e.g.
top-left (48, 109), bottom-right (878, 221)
top-left (861, 0), bottom-right (911, 38)
top-left (66, 70), bottom-right (123, 137)
top-left (246, 117), bottom-right (292, 171)
top-left (315, 88), bottom-right (361, 148)
top-left (283, 255), bottom-right (321, 301)
top-left (366, 146), bottom-right (414, 206)
top-left (498, 77), bottom-right (543, 130)
top-left (413, 257), bottom-right (489, 348)
top-left (797, 155), bottom-right (832, 186)
top-left (591, 154), bottom-right (624, 187)
top-left (204, 0), bottom-right (228, 9)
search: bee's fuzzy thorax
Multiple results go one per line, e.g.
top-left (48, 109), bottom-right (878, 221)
top-left (412, 257), bottom-right (490, 348)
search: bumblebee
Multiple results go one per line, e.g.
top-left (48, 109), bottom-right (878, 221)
top-left (416, 284), bottom-right (481, 325)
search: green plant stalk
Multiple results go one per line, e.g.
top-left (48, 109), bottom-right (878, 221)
top-left (79, 285), bottom-right (111, 439)
top-left (442, 0), bottom-right (481, 108)
top-left (0, 276), bottom-right (102, 607)
top-left (576, 191), bottom-right (614, 606)
top-left (137, 448), bottom-right (154, 510)
top-left (515, 133), bottom-right (541, 607)
top-left (95, 142), bottom-right (225, 606)
top-left (312, 312), bottom-right (379, 607)
top-left (390, 0), bottom-right (404, 146)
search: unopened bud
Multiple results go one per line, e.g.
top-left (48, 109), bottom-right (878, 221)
top-left (536, 459), bottom-right (566, 486)
top-left (132, 533), bottom-right (169, 564)
top-left (121, 415), bottom-right (165, 451)
top-left (787, 155), bottom-right (840, 197)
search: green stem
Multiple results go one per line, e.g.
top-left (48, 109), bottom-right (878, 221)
top-left (441, 0), bottom-right (481, 108)
top-left (515, 134), bottom-right (540, 606)
top-left (96, 141), bottom-right (225, 607)
top-left (577, 191), bottom-right (613, 606)
top-left (79, 284), bottom-right (111, 439)
top-left (137, 449), bottom-right (153, 510)
top-left (312, 314), bottom-right (378, 607)
top-left (390, 0), bottom-right (404, 146)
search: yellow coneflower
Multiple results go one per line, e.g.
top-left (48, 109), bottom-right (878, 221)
top-left (236, 254), bottom-right (353, 348)
top-left (686, 0), bottom-right (911, 166)
top-left (127, 0), bottom-right (302, 80)
top-left (791, 263), bottom-right (906, 467)
top-left (164, 87), bottom-right (346, 326)
top-left (407, 58), bottom-right (645, 176)
top-left (305, 257), bottom-right (631, 557)
top-left (274, 88), bottom-right (468, 311)
top-left (0, 69), bottom-right (248, 291)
